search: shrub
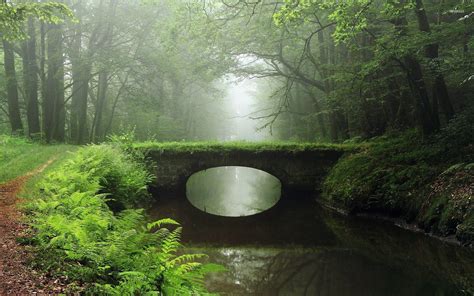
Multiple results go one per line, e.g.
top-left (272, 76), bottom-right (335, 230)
top-left (322, 110), bottom-right (474, 245)
top-left (27, 145), bottom-right (223, 294)
top-left (42, 145), bottom-right (152, 209)
top-left (322, 130), bottom-right (439, 215)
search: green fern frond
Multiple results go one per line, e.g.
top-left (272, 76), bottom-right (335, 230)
top-left (146, 218), bottom-right (180, 231)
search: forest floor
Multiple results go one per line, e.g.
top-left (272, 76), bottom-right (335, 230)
top-left (0, 158), bottom-right (68, 295)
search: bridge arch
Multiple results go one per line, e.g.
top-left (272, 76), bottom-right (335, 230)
top-left (145, 147), bottom-right (344, 192)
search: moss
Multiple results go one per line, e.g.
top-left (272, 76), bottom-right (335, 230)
top-left (457, 212), bottom-right (474, 245)
top-left (134, 141), bottom-right (358, 154)
top-left (321, 152), bottom-right (375, 211)
top-left (322, 120), bottom-right (474, 244)
top-left (323, 130), bottom-right (443, 214)
top-left (419, 163), bottom-right (474, 244)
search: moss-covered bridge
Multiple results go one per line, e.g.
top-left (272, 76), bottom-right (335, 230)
top-left (137, 142), bottom-right (354, 192)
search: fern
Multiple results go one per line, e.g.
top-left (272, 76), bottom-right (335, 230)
top-left (146, 218), bottom-right (180, 230)
top-left (26, 144), bottom-right (224, 294)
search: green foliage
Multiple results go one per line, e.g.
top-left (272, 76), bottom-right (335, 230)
top-left (272, 0), bottom-right (474, 140)
top-left (0, 135), bottom-right (72, 183)
top-left (0, 2), bottom-right (74, 40)
top-left (419, 162), bottom-right (474, 244)
top-left (323, 113), bottom-right (474, 244)
top-left (436, 106), bottom-right (474, 151)
top-left (26, 145), bottom-right (223, 294)
top-left (134, 141), bottom-right (357, 154)
top-left (43, 145), bottom-right (152, 209)
top-left (323, 130), bottom-right (440, 214)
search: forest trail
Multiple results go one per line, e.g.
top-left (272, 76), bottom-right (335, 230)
top-left (0, 158), bottom-right (65, 295)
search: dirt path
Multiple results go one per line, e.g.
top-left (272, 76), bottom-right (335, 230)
top-left (0, 158), bottom-right (66, 295)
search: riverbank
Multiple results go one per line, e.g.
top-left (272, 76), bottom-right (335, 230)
top-left (149, 185), bottom-right (474, 295)
top-left (321, 110), bottom-right (474, 246)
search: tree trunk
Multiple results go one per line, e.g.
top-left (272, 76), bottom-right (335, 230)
top-left (414, 0), bottom-right (454, 122)
top-left (392, 1), bottom-right (437, 135)
top-left (2, 39), bottom-right (24, 134)
top-left (93, 71), bottom-right (109, 142)
top-left (70, 21), bottom-right (91, 144)
top-left (44, 22), bottom-right (65, 142)
top-left (91, 0), bottom-right (118, 142)
top-left (318, 30), bottom-right (340, 141)
top-left (40, 22), bottom-right (47, 140)
top-left (403, 55), bottom-right (437, 134)
top-left (22, 17), bottom-right (41, 138)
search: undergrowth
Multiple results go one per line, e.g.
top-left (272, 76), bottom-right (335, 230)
top-left (24, 144), bottom-right (224, 295)
top-left (0, 135), bottom-right (72, 183)
top-left (322, 108), bottom-right (474, 245)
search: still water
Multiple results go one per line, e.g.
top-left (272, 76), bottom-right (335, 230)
top-left (149, 166), bottom-right (474, 296)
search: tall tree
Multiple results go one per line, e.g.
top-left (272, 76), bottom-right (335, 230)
top-left (44, 21), bottom-right (65, 142)
top-left (92, 0), bottom-right (117, 143)
top-left (69, 0), bottom-right (92, 144)
top-left (414, 0), bottom-right (454, 122)
top-left (22, 17), bottom-right (41, 137)
top-left (2, 39), bottom-right (23, 134)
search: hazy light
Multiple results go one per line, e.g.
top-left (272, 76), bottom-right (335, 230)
top-left (186, 166), bottom-right (281, 217)
top-left (221, 75), bottom-right (272, 141)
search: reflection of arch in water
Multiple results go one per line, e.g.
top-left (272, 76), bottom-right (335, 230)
top-left (186, 166), bottom-right (281, 217)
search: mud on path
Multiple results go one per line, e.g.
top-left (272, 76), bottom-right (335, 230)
top-left (0, 158), bottom-right (66, 295)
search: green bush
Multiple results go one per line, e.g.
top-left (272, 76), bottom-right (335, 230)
top-left (26, 144), bottom-right (223, 294)
top-left (322, 130), bottom-right (440, 215)
top-left (43, 145), bottom-right (152, 209)
top-left (322, 112), bottom-right (473, 244)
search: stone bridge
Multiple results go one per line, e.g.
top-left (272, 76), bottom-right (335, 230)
top-left (142, 143), bottom-right (347, 192)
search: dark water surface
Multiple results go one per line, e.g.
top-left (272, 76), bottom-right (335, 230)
top-left (149, 167), bottom-right (474, 296)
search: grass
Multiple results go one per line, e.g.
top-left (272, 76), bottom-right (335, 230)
top-left (322, 121), bottom-right (474, 245)
top-left (134, 141), bottom-right (359, 153)
top-left (0, 135), bottom-right (75, 183)
top-left (20, 148), bottom-right (77, 199)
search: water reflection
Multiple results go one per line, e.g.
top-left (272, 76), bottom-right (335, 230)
top-left (198, 247), bottom-right (462, 296)
top-left (186, 166), bottom-right (281, 217)
top-left (150, 179), bottom-right (474, 295)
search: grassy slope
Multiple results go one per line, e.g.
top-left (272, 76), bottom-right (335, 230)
top-left (0, 135), bottom-right (75, 183)
top-left (134, 141), bottom-right (358, 153)
top-left (322, 126), bottom-right (474, 245)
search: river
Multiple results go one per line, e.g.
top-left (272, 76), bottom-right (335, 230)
top-left (149, 167), bottom-right (474, 296)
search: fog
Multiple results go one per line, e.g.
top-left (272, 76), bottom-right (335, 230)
top-left (0, 0), bottom-right (470, 144)
top-left (0, 1), bottom-right (472, 295)
top-left (220, 76), bottom-right (273, 141)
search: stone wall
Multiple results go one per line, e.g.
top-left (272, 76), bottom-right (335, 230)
top-left (145, 149), bottom-right (344, 192)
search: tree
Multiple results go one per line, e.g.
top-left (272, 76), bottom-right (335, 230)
top-left (1, 0), bottom-right (73, 137)
top-left (22, 17), bottom-right (41, 137)
top-left (2, 39), bottom-right (23, 134)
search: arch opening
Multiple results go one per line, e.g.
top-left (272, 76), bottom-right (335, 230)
top-left (186, 166), bottom-right (282, 217)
